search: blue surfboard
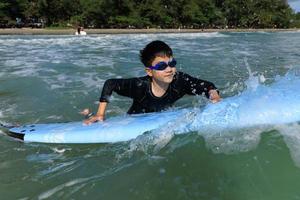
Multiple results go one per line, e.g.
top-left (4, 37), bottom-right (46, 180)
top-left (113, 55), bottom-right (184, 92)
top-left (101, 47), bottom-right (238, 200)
top-left (8, 109), bottom-right (188, 143)
top-left (6, 71), bottom-right (300, 144)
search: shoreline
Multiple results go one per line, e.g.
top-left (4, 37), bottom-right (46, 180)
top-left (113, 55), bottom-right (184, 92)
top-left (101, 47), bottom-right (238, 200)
top-left (0, 28), bottom-right (299, 35)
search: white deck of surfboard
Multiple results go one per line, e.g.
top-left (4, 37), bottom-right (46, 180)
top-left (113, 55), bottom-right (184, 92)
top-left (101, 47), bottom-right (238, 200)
top-left (9, 109), bottom-right (187, 143)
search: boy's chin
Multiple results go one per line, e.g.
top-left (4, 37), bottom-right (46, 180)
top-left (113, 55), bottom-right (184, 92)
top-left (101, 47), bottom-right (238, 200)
top-left (163, 77), bottom-right (174, 83)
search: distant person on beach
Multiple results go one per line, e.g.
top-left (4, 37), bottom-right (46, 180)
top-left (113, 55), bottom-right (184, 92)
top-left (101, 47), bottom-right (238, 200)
top-left (84, 40), bottom-right (221, 124)
top-left (75, 26), bottom-right (87, 35)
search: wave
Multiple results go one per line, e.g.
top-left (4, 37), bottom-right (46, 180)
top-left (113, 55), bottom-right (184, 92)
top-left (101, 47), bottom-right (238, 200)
top-left (0, 32), bottom-right (228, 46)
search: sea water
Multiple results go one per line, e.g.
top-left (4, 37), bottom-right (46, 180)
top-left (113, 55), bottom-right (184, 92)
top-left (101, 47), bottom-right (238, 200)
top-left (0, 32), bottom-right (300, 199)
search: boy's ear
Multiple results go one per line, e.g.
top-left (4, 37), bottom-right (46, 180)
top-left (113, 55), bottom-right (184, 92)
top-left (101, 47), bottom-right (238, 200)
top-left (145, 68), bottom-right (153, 77)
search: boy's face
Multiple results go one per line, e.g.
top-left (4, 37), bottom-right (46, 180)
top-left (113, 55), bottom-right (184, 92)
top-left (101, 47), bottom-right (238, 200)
top-left (146, 56), bottom-right (177, 84)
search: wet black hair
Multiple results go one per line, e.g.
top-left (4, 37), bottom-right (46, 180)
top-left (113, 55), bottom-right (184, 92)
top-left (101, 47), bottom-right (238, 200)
top-left (140, 40), bottom-right (173, 67)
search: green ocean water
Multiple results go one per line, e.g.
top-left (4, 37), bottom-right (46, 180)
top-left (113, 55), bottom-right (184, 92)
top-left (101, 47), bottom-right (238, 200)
top-left (0, 32), bottom-right (300, 199)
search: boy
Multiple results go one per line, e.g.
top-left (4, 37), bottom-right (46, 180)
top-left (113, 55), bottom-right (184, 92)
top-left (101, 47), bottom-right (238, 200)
top-left (84, 40), bottom-right (220, 124)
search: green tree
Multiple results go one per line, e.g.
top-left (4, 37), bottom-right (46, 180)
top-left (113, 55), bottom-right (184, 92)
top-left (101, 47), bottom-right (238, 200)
top-left (0, 1), bottom-right (10, 20)
top-left (139, 0), bottom-right (168, 28)
top-left (181, 0), bottom-right (207, 28)
top-left (0, 0), bottom-right (298, 28)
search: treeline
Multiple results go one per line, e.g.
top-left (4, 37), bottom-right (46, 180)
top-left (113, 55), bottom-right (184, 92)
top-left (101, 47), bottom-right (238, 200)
top-left (1, 0), bottom-right (300, 28)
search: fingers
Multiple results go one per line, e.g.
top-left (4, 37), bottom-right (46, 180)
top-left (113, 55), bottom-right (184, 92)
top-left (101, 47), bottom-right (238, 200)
top-left (80, 108), bottom-right (90, 116)
top-left (83, 115), bottom-right (104, 125)
top-left (209, 90), bottom-right (221, 103)
top-left (210, 98), bottom-right (221, 103)
top-left (210, 95), bottom-right (221, 103)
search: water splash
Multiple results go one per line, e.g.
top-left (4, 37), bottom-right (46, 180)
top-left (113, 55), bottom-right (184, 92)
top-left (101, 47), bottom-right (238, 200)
top-left (187, 69), bottom-right (300, 165)
top-left (128, 69), bottom-right (300, 163)
top-left (190, 69), bottom-right (300, 130)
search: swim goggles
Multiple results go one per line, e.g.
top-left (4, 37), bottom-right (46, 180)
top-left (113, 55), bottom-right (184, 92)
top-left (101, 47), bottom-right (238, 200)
top-left (148, 58), bottom-right (177, 70)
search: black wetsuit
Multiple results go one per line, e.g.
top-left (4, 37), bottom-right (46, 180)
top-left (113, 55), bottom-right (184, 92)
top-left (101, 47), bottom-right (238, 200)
top-left (99, 71), bottom-right (217, 114)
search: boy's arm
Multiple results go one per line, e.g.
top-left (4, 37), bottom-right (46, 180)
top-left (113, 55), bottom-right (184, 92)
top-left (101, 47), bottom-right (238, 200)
top-left (84, 78), bottom-right (141, 124)
top-left (181, 72), bottom-right (221, 103)
top-left (99, 78), bottom-right (140, 102)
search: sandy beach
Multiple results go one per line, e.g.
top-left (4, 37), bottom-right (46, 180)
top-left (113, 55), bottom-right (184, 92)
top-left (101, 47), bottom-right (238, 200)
top-left (0, 28), bottom-right (299, 35)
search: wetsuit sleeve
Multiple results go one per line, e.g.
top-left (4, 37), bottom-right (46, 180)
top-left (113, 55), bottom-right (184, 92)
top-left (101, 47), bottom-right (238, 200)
top-left (181, 73), bottom-right (218, 98)
top-left (99, 78), bottom-right (140, 102)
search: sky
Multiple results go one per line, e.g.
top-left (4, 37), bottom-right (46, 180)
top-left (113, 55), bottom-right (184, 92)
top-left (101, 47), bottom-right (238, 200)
top-left (289, 0), bottom-right (300, 12)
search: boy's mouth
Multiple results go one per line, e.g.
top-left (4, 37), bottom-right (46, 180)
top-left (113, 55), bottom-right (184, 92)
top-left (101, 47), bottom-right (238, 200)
top-left (164, 74), bottom-right (174, 80)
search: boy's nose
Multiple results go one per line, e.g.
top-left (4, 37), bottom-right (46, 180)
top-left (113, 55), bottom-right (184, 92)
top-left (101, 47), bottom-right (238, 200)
top-left (164, 65), bottom-right (173, 72)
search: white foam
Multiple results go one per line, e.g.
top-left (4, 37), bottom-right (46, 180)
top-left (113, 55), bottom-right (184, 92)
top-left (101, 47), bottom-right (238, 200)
top-left (147, 32), bottom-right (229, 39)
top-left (38, 178), bottom-right (89, 200)
top-left (0, 33), bottom-right (228, 50)
top-left (43, 71), bottom-right (105, 94)
top-left (46, 115), bottom-right (63, 120)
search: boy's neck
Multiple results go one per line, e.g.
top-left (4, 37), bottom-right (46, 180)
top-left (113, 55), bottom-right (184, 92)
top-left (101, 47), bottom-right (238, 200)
top-left (151, 79), bottom-right (169, 97)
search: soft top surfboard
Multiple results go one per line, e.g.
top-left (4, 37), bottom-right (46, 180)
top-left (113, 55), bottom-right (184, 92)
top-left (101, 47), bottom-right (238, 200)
top-left (7, 109), bottom-right (187, 143)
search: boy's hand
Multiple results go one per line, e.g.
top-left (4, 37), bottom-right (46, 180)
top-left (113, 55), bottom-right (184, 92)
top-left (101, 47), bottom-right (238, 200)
top-left (82, 102), bottom-right (108, 125)
top-left (209, 89), bottom-right (221, 103)
top-left (83, 114), bottom-right (105, 125)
